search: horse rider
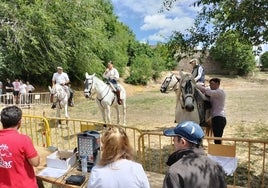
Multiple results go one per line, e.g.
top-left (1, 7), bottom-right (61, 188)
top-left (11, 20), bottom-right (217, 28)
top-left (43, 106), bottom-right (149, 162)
top-left (189, 58), bottom-right (205, 85)
top-left (103, 61), bottom-right (122, 105)
top-left (189, 58), bottom-right (209, 126)
top-left (51, 66), bottom-right (74, 108)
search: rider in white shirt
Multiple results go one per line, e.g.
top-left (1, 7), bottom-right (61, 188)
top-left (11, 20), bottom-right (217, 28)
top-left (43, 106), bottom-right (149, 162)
top-left (51, 66), bottom-right (74, 108)
top-left (103, 61), bottom-right (122, 105)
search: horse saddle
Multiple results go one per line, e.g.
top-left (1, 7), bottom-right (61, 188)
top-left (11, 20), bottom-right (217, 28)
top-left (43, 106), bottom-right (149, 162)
top-left (194, 89), bottom-right (211, 126)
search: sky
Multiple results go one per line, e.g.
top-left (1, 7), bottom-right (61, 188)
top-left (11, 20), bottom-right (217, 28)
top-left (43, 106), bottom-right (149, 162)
top-left (111, 0), bottom-right (268, 54)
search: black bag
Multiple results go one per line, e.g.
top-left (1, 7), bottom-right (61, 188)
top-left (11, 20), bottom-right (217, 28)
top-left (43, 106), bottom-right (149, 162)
top-left (65, 175), bottom-right (86, 186)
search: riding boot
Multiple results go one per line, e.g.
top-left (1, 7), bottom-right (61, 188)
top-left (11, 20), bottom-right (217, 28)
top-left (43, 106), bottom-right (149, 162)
top-left (116, 89), bottom-right (122, 105)
top-left (51, 103), bottom-right (56, 109)
top-left (68, 98), bottom-right (74, 107)
top-left (68, 92), bottom-right (74, 107)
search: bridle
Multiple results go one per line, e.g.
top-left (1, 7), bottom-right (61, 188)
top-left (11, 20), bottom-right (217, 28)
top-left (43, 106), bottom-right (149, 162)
top-left (84, 76), bottom-right (114, 105)
top-left (179, 76), bottom-right (195, 110)
top-left (50, 85), bottom-right (67, 107)
top-left (160, 74), bottom-right (180, 93)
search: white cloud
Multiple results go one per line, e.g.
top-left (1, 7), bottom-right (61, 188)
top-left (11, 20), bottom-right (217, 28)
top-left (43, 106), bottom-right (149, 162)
top-left (111, 0), bottom-right (199, 44)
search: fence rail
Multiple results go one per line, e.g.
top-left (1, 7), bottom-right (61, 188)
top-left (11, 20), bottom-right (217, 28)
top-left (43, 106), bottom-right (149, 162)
top-left (138, 132), bottom-right (268, 188)
top-left (0, 92), bottom-right (51, 107)
top-left (19, 115), bottom-right (268, 187)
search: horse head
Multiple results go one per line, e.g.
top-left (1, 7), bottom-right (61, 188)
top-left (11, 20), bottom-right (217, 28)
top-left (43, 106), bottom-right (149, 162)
top-left (48, 84), bottom-right (67, 103)
top-left (179, 72), bottom-right (196, 112)
top-left (160, 72), bottom-right (180, 93)
top-left (84, 72), bottom-right (96, 98)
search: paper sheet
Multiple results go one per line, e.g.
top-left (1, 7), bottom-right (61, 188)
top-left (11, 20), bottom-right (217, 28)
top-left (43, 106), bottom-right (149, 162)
top-left (208, 155), bottom-right (238, 176)
top-left (38, 167), bottom-right (68, 178)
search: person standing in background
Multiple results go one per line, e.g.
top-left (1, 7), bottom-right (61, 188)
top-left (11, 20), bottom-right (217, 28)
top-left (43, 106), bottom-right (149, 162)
top-left (0, 80), bottom-right (3, 103)
top-left (26, 81), bottom-right (35, 104)
top-left (0, 105), bottom-right (40, 188)
top-left (19, 80), bottom-right (27, 105)
top-left (5, 78), bottom-right (13, 104)
top-left (12, 79), bottom-right (20, 104)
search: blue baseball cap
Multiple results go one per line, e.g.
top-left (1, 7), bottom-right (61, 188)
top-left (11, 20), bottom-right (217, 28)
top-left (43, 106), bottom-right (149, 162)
top-left (163, 121), bottom-right (204, 144)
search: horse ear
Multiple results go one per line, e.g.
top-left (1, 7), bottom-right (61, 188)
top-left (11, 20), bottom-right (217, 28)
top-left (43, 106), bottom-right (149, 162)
top-left (85, 72), bottom-right (89, 77)
top-left (93, 73), bottom-right (95, 76)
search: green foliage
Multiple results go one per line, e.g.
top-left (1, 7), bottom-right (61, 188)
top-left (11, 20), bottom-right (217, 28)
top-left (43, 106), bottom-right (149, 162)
top-left (210, 31), bottom-right (255, 75)
top-left (260, 52), bottom-right (268, 68)
top-left (0, 0), bottom-right (136, 86)
top-left (126, 55), bottom-right (153, 85)
top-left (162, 0), bottom-right (268, 52)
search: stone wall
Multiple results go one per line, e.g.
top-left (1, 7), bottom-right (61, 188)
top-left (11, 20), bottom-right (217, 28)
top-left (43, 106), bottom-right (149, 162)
top-left (176, 53), bottom-right (229, 75)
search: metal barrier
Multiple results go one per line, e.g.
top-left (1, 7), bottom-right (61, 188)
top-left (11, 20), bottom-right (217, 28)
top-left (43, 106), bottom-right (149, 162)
top-left (20, 115), bottom-right (51, 147)
top-left (0, 92), bottom-right (51, 107)
top-left (137, 132), bottom-right (268, 188)
top-left (21, 115), bottom-right (142, 157)
top-left (19, 115), bottom-right (268, 187)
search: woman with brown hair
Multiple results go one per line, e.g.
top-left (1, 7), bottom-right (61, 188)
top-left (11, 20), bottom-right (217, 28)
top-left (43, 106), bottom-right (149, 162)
top-left (87, 127), bottom-right (150, 188)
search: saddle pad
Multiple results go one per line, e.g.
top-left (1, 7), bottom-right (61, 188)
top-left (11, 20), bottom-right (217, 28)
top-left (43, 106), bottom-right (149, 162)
top-left (65, 175), bottom-right (86, 186)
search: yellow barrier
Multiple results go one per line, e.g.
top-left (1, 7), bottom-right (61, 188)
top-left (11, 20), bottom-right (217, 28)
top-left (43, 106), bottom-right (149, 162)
top-left (137, 132), bottom-right (268, 187)
top-left (20, 115), bottom-right (267, 187)
top-left (20, 115), bottom-right (51, 147)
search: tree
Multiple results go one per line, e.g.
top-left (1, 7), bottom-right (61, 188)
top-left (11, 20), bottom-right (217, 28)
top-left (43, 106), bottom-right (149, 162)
top-left (210, 31), bottom-right (255, 75)
top-left (0, 0), bottom-right (136, 86)
top-left (260, 52), bottom-right (268, 69)
top-left (162, 0), bottom-right (268, 49)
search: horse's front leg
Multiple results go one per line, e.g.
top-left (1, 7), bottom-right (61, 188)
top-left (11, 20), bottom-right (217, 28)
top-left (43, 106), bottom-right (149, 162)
top-left (106, 105), bottom-right (111, 124)
top-left (56, 108), bottom-right (61, 128)
top-left (115, 105), bottom-right (120, 125)
top-left (122, 101), bottom-right (126, 126)
top-left (64, 105), bottom-right (69, 119)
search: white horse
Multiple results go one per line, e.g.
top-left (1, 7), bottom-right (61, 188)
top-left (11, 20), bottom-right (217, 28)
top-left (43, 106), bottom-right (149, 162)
top-left (160, 71), bottom-right (212, 136)
top-left (48, 84), bottom-right (70, 126)
top-left (84, 72), bottom-right (126, 126)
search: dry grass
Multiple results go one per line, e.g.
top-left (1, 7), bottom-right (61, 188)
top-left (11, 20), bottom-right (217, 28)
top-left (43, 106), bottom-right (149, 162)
top-left (19, 71), bottom-right (268, 187)
top-left (24, 71), bottom-right (268, 140)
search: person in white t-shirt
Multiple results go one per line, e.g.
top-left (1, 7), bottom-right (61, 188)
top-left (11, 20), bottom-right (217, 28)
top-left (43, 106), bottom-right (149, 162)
top-left (87, 127), bottom-right (150, 188)
top-left (51, 66), bottom-right (74, 108)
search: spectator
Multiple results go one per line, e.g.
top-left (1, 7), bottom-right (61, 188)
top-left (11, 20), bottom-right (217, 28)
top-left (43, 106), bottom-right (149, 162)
top-left (87, 127), bottom-right (150, 188)
top-left (0, 105), bottom-right (40, 188)
top-left (189, 58), bottom-right (205, 84)
top-left (5, 78), bottom-right (14, 104)
top-left (12, 79), bottom-right (20, 104)
top-left (103, 61), bottom-right (122, 105)
top-left (0, 80), bottom-right (3, 103)
top-left (51, 66), bottom-right (74, 108)
top-left (196, 78), bottom-right (226, 144)
top-left (26, 81), bottom-right (35, 104)
top-left (162, 121), bottom-right (226, 188)
top-left (19, 80), bottom-right (27, 105)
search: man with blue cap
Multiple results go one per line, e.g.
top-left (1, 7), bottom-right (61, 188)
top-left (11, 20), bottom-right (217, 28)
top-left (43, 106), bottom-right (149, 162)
top-left (162, 121), bottom-right (226, 188)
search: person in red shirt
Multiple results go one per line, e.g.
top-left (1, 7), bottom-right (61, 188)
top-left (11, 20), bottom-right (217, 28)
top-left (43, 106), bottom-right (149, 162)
top-left (0, 106), bottom-right (40, 188)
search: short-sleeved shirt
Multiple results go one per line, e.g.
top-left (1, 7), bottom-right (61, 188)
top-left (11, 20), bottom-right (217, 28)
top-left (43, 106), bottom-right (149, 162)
top-left (52, 72), bottom-right (70, 85)
top-left (0, 129), bottom-right (38, 188)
